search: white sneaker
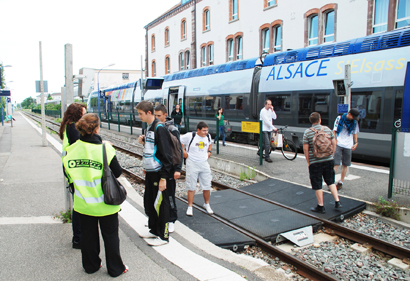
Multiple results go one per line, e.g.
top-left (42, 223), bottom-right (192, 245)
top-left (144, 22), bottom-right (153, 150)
top-left (146, 237), bottom-right (168, 246)
top-left (168, 222), bottom-right (175, 233)
top-left (186, 207), bottom-right (193, 216)
top-left (139, 229), bottom-right (157, 238)
top-left (203, 203), bottom-right (214, 214)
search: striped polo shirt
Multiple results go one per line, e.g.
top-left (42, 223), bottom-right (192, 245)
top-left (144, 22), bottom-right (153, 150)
top-left (303, 124), bottom-right (334, 165)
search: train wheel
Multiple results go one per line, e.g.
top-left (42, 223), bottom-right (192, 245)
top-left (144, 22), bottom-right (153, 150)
top-left (281, 139), bottom-right (297, 160)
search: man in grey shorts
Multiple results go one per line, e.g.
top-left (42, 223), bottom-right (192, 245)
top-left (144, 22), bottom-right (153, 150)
top-left (180, 121), bottom-right (214, 216)
top-left (333, 108), bottom-right (360, 190)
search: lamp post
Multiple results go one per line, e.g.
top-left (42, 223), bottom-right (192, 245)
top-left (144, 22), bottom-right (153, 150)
top-left (0, 64), bottom-right (12, 126)
top-left (97, 63), bottom-right (115, 124)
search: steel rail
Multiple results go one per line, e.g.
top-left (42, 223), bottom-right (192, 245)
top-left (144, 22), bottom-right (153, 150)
top-left (220, 186), bottom-right (410, 260)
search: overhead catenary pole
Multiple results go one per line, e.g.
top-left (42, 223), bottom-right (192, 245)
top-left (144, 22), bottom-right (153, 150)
top-left (39, 41), bottom-right (48, 147)
top-left (65, 44), bottom-right (74, 107)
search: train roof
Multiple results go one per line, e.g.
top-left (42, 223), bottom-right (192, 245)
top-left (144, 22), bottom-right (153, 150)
top-left (162, 57), bottom-right (258, 82)
top-left (263, 26), bottom-right (410, 67)
top-left (102, 81), bottom-right (139, 93)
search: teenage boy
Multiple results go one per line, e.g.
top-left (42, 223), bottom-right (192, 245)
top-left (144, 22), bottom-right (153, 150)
top-left (303, 112), bottom-right (342, 213)
top-left (154, 104), bottom-right (183, 233)
top-left (136, 101), bottom-right (173, 246)
top-left (180, 121), bottom-right (213, 216)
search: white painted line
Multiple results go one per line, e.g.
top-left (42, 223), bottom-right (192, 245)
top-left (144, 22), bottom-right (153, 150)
top-left (119, 200), bottom-right (245, 281)
top-left (0, 216), bottom-right (61, 225)
top-left (20, 112), bottom-right (62, 153)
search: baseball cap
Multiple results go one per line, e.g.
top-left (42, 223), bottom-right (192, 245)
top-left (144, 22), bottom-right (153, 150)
top-left (349, 108), bottom-right (360, 121)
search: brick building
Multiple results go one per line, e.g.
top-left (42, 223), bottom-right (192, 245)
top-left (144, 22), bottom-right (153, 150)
top-left (144, 0), bottom-right (410, 78)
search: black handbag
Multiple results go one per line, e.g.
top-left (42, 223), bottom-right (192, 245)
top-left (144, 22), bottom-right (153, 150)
top-left (102, 143), bottom-right (127, 205)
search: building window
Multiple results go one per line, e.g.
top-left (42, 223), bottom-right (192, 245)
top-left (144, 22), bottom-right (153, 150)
top-left (165, 56), bottom-right (170, 74)
top-left (324, 10), bottom-right (335, 42)
top-left (181, 20), bottom-right (186, 40)
top-left (262, 28), bottom-right (270, 53)
top-left (201, 46), bottom-right (207, 66)
top-left (165, 27), bottom-right (170, 46)
top-left (308, 15), bottom-right (319, 46)
top-left (227, 39), bottom-right (234, 61)
top-left (151, 34), bottom-right (155, 52)
top-left (231, 0), bottom-right (238, 21)
top-left (236, 36), bottom-right (243, 60)
top-left (204, 9), bottom-right (210, 31)
top-left (267, 0), bottom-right (276, 7)
top-left (185, 51), bottom-right (190, 69)
top-left (208, 44), bottom-right (214, 65)
top-left (179, 52), bottom-right (184, 70)
top-left (273, 25), bottom-right (281, 51)
top-left (396, 0), bottom-right (410, 28)
top-left (152, 60), bottom-right (156, 77)
top-left (373, 0), bottom-right (388, 33)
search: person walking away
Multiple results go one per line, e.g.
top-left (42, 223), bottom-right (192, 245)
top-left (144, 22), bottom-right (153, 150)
top-left (63, 113), bottom-right (128, 277)
top-left (180, 121), bottom-right (213, 216)
top-left (332, 108), bottom-right (360, 190)
top-left (214, 107), bottom-right (226, 146)
top-left (171, 104), bottom-right (183, 131)
top-left (137, 101), bottom-right (173, 246)
top-left (303, 112), bottom-right (342, 213)
top-left (259, 99), bottom-right (277, 162)
top-left (59, 102), bottom-right (86, 250)
top-left (154, 104), bottom-right (183, 233)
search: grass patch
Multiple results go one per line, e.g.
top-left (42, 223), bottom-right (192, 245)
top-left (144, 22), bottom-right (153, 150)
top-left (374, 196), bottom-right (401, 220)
top-left (54, 210), bottom-right (72, 223)
top-left (239, 166), bottom-right (256, 181)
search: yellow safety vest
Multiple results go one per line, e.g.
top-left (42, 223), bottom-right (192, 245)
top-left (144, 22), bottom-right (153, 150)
top-left (63, 140), bottom-right (121, 217)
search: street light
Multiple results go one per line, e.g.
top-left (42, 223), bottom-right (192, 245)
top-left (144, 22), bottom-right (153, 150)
top-left (0, 64), bottom-right (12, 126)
top-left (97, 63), bottom-right (115, 124)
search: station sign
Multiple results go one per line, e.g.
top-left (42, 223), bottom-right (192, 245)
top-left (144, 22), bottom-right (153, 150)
top-left (0, 90), bottom-right (11, 96)
top-left (338, 104), bottom-right (349, 114)
top-left (241, 121), bottom-right (260, 133)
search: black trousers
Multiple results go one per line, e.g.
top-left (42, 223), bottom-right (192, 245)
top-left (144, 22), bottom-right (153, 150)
top-left (168, 178), bottom-right (178, 223)
top-left (78, 212), bottom-right (125, 277)
top-left (144, 172), bottom-right (170, 241)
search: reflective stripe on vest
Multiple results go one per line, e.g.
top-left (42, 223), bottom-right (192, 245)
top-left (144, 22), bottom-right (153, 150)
top-left (63, 140), bottom-right (121, 217)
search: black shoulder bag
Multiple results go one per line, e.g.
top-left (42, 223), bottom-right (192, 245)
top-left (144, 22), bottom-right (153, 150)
top-left (102, 143), bottom-right (127, 205)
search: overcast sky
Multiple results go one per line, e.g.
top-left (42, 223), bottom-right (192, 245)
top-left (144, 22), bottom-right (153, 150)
top-left (0, 0), bottom-right (180, 103)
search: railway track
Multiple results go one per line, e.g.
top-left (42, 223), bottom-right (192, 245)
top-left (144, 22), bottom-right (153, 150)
top-left (117, 144), bottom-right (410, 281)
top-left (24, 111), bottom-right (410, 280)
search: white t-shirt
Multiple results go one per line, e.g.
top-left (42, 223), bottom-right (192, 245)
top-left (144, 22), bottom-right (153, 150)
top-left (180, 132), bottom-right (212, 162)
top-left (333, 116), bottom-right (359, 149)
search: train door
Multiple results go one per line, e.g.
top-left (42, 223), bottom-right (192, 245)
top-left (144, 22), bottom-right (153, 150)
top-left (166, 85), bottom-right (185, 124)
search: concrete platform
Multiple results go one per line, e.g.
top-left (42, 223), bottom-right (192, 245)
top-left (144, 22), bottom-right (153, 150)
top-left (0, 112), bottom-right (288, 281)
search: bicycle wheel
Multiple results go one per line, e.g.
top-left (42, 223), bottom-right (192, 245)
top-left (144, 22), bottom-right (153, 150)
top-left (281, 138), bottom-right (297, 160)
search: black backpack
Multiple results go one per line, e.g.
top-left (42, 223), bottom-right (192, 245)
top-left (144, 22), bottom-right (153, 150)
top-left (154, 122), bottom-right (182, 167)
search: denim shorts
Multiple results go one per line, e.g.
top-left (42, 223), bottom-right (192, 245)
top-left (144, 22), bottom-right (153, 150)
top-left (308, 160), bottom-right (335, 190)
top-left (333, 146), bottom-right (352, 166)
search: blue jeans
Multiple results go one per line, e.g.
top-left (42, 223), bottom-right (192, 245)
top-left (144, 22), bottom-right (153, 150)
top-left (215, 125), bottom-right (225, 145)
top-left (175, 124), bottom-right (181, 132)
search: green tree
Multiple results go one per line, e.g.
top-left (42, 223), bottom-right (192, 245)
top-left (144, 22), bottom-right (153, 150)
top-left (47, 94), bottom-right (53, 100)
top-left (21, 97), bottom-right (34, 109)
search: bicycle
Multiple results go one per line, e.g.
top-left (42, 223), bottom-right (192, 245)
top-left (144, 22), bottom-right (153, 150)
top-left (258, 125), bottom-right (298, 161)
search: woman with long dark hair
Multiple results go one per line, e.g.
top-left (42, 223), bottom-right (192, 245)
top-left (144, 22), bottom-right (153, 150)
top-left (214, 107), bottom-right (226, 146)
top-left (59, 102), bottom-right (86, 249)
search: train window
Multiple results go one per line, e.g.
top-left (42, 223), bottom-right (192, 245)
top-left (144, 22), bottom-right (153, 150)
top-left (298, 94), bottom-right (330, 125)
top-left (394, 90), bottom-right (403, 123)
top-left (271, 95), bottom-right (291, 112)
top-left (351, 91), bottom-right (382, 131)
top-left (187, 97), bottom-right (203, 117)
top-left (225, 94), bottom-right (243, 110)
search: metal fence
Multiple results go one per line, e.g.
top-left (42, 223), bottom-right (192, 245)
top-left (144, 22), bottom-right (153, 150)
top-left (32, 109), bottom-right (61, 118)
top-left (388, 127), bottom-right (410, 197)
